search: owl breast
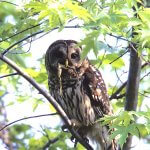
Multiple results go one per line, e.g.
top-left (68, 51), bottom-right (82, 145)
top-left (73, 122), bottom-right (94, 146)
top-left (49, 77), bottom-right (96, 126)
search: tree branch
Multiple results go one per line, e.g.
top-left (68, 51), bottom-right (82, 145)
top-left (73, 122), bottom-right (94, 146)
top-left (110, 82), bottom-right (127, 100)
top-left (1, 30), bottom-right (44, 55)
top-left (0, 1), bottom-right (18, 6)
top-left (1, 25), bottom-right (82, 56)
top-left (109, 50), bottom-right (129, 65)
top-left (0, 22), bottom-right (44, 43)
top-left (0, 72), bottom-right (18, 79)
top-left (110, 70), bottom-right (150, 100)
top-left (0, 17), bottom-right (77, 44)
top-left (42, 137), bottom-right (59, 150)
top-left (0, 54), bottom-right (93, 150)
top-left (0, 113), bottom-right (57, 132)
top-left (110, 62), bottom-right (149, 100)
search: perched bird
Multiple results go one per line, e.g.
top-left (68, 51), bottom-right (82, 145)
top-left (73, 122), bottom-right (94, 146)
top-left (45, 40), bottom-right (116, 150)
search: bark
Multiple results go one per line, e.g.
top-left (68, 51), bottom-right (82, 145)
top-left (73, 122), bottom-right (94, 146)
top-left (123, 48), bottom-right (141, 150)
top-left (124, 48), bottom-right (141, 111)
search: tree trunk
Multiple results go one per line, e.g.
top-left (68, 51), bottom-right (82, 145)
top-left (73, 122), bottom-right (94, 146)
top-left (124, 48), bottom-right (141, 111)
top-left (123, 47), bottom-right (141, 150)
top-left (123, 0), bottom-right (149, 148)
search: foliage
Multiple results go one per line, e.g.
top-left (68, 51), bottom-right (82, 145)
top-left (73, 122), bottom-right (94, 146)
top-left (0, 0), bottom-right (149, 149)
top-left (100, 109), bottom-right (150, 149)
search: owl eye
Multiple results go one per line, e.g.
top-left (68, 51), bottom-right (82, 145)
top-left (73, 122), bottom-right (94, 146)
top-left (71, 53), bottom-right (79, 59)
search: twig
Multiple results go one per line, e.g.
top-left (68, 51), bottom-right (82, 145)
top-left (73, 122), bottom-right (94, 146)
top-left (107, 33), bottom-right (135, 44)
top-left (0, 55), bottom-right (93, 150)
top-left (109, 50), bottom-right (129, 65)
top-left (1, 23), bottom-right (136, 57)
top-left (0, 0), bottom-right (18, 6)
top-left (141, 61), bottom-right (150, 68)
top-left (110, 70), bottom-right (149, 100)
top-left (0, 113), bottom-right (57, 131)
top-left (114, 69), bottom-right (125, 84)
top-left (0, 72), bottom-right (18, 79)
top-left (110, 81), bottom-right (127, 100)
top-left (42, 137), bottom-right (59, 150)
top-left (140, 71), bottom-right (150, 81)
top-left (112, 93), bottom-right (126, 99)
top-left (1, 30), bottom-right (44, 55)
top-left (0, 17), bottom-right (76, 44)
top-left (139, 92), bottom-right (150, 98)
top-left (10, 36), bottom-right (33, 54)
top-left (1, 25), bottom-right (82, 56)
top-left (110, 62), bottom-right (150, 100)
top-left (0, 22), bottom-right (44, 43)
top-left (98, 49), bottom-right (106, 68)
top-left (9, 31), bottom-right (51, 54)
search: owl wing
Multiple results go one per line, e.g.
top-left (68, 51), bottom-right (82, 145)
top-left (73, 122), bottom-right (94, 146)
top-left (83, 65), bottom-right (112, 117)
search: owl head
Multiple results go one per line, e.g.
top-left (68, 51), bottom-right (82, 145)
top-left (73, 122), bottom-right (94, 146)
top-left (45, 40), bottom-right (82, 75)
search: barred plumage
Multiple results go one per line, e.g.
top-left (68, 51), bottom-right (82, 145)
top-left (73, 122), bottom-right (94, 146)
top-left (45, 40), bottom-right (116, 150)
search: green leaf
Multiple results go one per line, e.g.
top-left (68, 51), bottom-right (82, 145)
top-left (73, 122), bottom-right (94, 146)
top-left (136, 124), bottom-right (149, 137)
top-left (80, 31), bottom-right (100, 58)
top-left (25, 68), bottom-right (39, 78)
top-left (38, 10), bottom-right (49, 21)
top-left (0, 41), bottom-right (10, 49)
top-left (0, 63), bottom-right (10, 74)
top-left (114, 111), bottom-right (133, 126)
top-left (100, 115), bottom-right (117, 125)
top-left (139, 8), bottom-right (150, 24)
top-left (65, 0), bottom-right (94, 22)
top-left (110, 124), bottom-right (139, 149)
top-left (103, 53), bottom-right (125, 68)
top-left (128, 17), bottom-right (142, 27)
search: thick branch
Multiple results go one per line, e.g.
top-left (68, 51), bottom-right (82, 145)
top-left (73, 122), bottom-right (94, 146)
top-left (0, 54), bottom-right (93, 150)
top-left (125, 50), bottom-right (141, 110)
top-left (123, 47), bottom-right (142, 150)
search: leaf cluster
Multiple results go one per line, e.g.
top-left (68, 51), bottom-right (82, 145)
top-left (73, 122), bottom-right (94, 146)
top-left (100, 109), bottom-right (150, 149)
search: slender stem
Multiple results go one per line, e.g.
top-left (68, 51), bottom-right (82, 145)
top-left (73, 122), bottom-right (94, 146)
top-left (1, 30), bottom-right (44, 55)
top-left (0, 1), bottom-right (18, 6)
top-left (110, 62), bottom-right (149, 100)
top-left (0, 22), bottom-right (44, 43)
top-left (0, 113), bottom-right (57, 131)
top-left (0, 72), bottom-right (18, 79)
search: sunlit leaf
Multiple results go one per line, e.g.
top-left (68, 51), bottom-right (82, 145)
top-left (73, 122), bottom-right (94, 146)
top-left (102, 53), bottom-right (125, 68)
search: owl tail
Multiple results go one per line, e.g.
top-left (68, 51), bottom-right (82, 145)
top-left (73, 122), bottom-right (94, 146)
top-left (87, 123), bottom-right (117, 150)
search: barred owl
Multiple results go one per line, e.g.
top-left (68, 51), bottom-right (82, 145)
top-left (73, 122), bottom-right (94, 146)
top-left (45, 40), bottom-right (116, 150)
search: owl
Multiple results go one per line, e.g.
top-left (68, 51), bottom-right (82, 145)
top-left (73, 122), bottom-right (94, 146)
top-left (45, 40), bottom-right (116, 150)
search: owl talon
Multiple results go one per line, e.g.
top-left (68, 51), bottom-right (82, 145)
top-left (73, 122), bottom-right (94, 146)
top-left (70, 135), bottom-right (89, 148)
top-left (71, 136), bottom-right (78, 147)
top-left (61, 125), bottom-right (69, 132)
top-left (83, 137), bottom-right (89, 143)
